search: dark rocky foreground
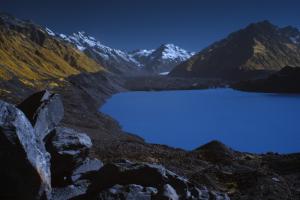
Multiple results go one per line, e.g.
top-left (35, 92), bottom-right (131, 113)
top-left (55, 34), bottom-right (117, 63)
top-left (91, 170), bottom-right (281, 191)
top-left (0, 90), bottom-right (229, 200)
top-left (0, 73), bottom-right (300, 200)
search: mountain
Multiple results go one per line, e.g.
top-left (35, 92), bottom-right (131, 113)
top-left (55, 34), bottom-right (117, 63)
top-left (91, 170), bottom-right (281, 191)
top-left (170, 20), bottom-right (300, 80)
top-left (130, 44), bottom-right (195, 74)
top-left (59, 32), bottom-right (194, 75)
top-left (0, 13), bottom-right (104, 85)
top-left (57, 31), bottom-right (143, 75)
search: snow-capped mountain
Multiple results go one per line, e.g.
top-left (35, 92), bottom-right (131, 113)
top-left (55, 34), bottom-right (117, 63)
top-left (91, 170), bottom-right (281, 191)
top-left (131, 44), bottom-right (195, 74)
top-left (47, 29), bottom-right (194, 75)
top-left (57, 31), bottom-right (143, 75)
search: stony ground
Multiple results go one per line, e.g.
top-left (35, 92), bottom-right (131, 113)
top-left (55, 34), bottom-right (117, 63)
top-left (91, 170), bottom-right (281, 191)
top-left (1, 73), bottom-right (300, 199)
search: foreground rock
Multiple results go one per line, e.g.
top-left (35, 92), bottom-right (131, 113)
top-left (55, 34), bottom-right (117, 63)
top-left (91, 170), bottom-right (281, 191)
top-left (18, 90), bottom-right (64, 140)
top-left (97, 184), bottom-right (157, 200)
top-left (46, 126), bottom-right (93, 186)
top-left (71, 158), bottom-right (103, 183)
top-left (75, 159), bottom-right (229, 200)
top-left (5, 89), bottom-right (299, 200)
top-left (51, 180), bottom-right (91, 200)
top-left (0, 100), bottom-right (51, 200)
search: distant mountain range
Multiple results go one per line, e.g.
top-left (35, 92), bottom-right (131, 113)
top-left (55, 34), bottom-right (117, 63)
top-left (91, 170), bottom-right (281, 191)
top-left (170, 20), bottom-right (300, 80)
top-left (57, 31), bottom-right (195, 75)
top-left (0, 13), bottom-right (194, 79)
top-left (2, 13), bottom-right (300, 82)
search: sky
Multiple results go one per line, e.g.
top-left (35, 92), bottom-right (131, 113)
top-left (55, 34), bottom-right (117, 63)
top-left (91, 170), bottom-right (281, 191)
top-left (1, 0), bottom-right (300, 52)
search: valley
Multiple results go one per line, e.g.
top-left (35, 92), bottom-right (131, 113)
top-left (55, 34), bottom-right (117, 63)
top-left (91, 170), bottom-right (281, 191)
top-left (0, 12), bottom-right (300, 200)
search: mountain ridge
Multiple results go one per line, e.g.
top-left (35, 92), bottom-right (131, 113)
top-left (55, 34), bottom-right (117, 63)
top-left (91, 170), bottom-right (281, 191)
top-left (170, 20), bottom-right (300, 80)
top-left (57, 31), bottom-right (195, 75)
top-left (0, 13), bottom-right (104, 85)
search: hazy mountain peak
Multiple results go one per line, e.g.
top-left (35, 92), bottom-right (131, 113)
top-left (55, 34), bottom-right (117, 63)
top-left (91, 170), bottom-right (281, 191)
top-left (156, 43), bottom-right (195, 60)
top-left (130, 43), bottom-right (194, 73)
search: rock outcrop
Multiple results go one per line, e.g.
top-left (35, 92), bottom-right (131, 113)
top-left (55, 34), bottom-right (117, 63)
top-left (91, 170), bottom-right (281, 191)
top-left (18, 90), bottom-right (64, 140)
top-left (97, 184), bottom-right (157, 200)
top-left (74, 159), bottom-right (229, 200)
top-left (0, 100), bottom-right (51, 200)
top-left (46, 126), bottom-right (93, 186)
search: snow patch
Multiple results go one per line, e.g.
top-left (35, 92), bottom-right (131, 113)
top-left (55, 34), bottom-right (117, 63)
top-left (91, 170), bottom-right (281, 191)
top-left (45, 27), bottom-right (55, 36)
top-left (159, 71), bottom-right (170, 75)
top-left (161, 44), bottom-right (194, 61)
top-left (131, 49), bottom-right (155, 57)
top-left (290, 35), bottom-right (300, 44)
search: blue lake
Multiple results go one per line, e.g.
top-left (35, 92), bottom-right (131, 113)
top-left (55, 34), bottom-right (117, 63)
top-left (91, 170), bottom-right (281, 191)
top-left (101, 88), bottom-right (300, 153)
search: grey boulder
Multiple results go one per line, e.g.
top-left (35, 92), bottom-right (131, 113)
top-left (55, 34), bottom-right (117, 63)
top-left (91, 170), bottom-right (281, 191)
top-left (18, 90), bottom-right (64, 140)
top-left (97, 184), bottom-right (157, 200)
top-left (0, 100), bottom-right (51, 200)
top-left (46, 126), bottom-right (92, 186)
top-left (78, 160), bottom-right (227, 200)
top-left (52, 180), bottom-right (91, 200)
top-left (71, 158), bottom-right (103, 183)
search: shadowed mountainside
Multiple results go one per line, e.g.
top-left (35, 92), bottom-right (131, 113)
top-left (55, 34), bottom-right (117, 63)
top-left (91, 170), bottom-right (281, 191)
top-left (233, 66), bottom-right (300, 93)
top-left (170, 21), bottom-right (300, 80)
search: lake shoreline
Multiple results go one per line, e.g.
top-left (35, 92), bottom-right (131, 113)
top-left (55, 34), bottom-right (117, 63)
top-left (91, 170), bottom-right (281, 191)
top-left (2, 73), bottom-right (300, 199)
top-left (95, 76), bottom-right (300, 199)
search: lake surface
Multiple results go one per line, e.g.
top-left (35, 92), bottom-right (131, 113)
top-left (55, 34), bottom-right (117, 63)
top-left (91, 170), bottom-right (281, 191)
top-left (101, 88), bottom-right (300, 153)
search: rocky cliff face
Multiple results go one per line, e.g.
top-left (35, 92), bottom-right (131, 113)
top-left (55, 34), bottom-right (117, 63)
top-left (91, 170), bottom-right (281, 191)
top-left (170, 21), bottom-right (300, 80)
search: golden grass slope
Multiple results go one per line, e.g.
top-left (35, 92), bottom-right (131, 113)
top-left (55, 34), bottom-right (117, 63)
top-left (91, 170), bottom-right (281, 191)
top-left (0, 28), bottom-right (104, 82)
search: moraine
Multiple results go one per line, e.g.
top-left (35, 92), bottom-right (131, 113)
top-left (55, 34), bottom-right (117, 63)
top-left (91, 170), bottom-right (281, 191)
top-left (101, 88), bottom-right (300, 153)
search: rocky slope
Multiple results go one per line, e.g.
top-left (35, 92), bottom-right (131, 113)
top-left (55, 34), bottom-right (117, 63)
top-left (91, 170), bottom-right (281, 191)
top-left (233, 65), bottom-right (300, 93)
top-left (170, 20), bottom-right (300, 80)
top-left (0, 91), bottom-right (230, 200)
top-left (2, 72), bottom-right (300, 200)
